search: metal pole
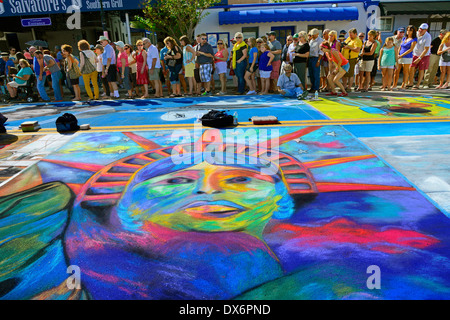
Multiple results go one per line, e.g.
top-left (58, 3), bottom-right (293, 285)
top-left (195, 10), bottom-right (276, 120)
top-left (100, 0), bottom-right (107, 36)
top-left (125, 13), bottom-right (132, 44)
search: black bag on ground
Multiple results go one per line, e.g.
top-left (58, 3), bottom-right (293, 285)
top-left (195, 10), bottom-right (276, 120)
top-left (200, 110), bottom-right (234, 128)
top-left (56, 113), bottom-right (80, 132)
top-left (0, 113), bottom-right (7, 133)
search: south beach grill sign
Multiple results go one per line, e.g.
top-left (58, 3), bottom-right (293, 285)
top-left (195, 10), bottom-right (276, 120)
top-left (0, 0), bottom-right (142, 17)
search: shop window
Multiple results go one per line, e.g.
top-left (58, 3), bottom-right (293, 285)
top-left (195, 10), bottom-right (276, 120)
top-left (307, 24), bottom-right (325, 34)
top-left (206, 32), bottom-right (230, 48)
top-left (242, 27), bottom-right (259, 40)
top-left (379, 17), bottom-right (394, 32)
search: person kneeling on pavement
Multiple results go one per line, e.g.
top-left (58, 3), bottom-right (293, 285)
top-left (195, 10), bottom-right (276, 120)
top-left (277, 63), bottom-right (309, 100)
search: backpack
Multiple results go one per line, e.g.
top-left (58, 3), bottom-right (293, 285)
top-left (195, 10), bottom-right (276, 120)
top-left (0, 113), bottom-right (7, 134)
top-left (56, 113), bottom-right (80, 133)
top-left (200, 110), bottom-right (234, 128)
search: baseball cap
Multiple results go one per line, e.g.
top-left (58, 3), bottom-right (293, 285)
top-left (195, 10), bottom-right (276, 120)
top-left (1, 52), bottom-right (9, 57)
top-left (398, 27), bottom-right (405, 32)
top-left (293, 33), bottom-right (299, 38)
top-left (419, 23), bottom-right (428, 30)
top-left (266, 31), bottom-right (276, 36)
top-left (114, 41), bottom-right (125, 48)
top-left (440, 29), bottom-right (448, 34)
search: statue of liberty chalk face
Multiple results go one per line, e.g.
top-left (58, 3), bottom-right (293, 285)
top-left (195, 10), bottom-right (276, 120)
top-left (115, 155), bottom-right (295, 237)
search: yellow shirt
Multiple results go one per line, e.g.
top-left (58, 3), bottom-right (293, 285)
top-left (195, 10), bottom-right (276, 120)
top-left (343, 36), bottom-right (362, 60)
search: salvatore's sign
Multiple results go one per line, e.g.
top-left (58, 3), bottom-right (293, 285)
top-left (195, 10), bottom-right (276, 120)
top-left (0, 0), bottom-right (144, 17)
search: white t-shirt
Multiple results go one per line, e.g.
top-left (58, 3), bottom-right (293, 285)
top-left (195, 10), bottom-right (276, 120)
top-left (413, 32), bottom-right (432, 57)
top-left (288, 42), bottom-right (296, 63)
top-left (146, 44), bottom-right (161, 69)
top-left (96, 54), bottom-right (103, 72)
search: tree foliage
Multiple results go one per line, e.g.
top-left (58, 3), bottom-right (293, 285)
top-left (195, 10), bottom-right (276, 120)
top-left (138, 0), bottom-right (221, 41)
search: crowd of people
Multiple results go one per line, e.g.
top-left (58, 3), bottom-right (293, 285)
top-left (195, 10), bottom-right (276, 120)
top-left (1, 23), bottom-right (449, 102)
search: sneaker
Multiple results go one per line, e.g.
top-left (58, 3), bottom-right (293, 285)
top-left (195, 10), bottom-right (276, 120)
top-left (246, 90), bottom-right (256, 95)
top-left (298, 91), bottom-right (309, 100)
top-left (216, 91), bottom-right (226, 95)
top-left (423, 85), bottom-right (429, 89)
top-left (202, 91), bottom-right (211, 96)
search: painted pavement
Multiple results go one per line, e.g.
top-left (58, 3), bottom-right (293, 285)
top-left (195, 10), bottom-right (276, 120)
top-left (0, 94), bottom-right (449, 300)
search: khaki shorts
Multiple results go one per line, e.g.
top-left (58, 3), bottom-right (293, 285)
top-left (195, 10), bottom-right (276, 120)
top-left (359, 60), bottom-right (374, 72)
top-left (148, 68), bottom-right (160, 81)
top-left (184, 63), bottom-right (195, 78)
top-left (344, 58), bottom-right (358, 78)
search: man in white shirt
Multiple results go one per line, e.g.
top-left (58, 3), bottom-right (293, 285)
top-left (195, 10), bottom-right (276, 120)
top-left (409, 23), bottom-right (432, 89)
top-left (308, 28), bottom-right (323, 92)
top-left (143, 38), bottom-right (162, 98)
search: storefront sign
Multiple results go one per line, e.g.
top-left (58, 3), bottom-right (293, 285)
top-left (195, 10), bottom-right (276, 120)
top-left (0, 0), bottom-right (144, 17)
top-left (21, 17), bottom-right (52, 27)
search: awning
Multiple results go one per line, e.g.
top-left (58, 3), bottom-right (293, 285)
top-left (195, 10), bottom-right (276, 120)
top-left (380, 1), bottom-right (450, 15)
top-left (218, 7), bottom-right (359, 25)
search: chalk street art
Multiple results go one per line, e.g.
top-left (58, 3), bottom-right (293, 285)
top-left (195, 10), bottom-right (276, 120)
top-left (2, 95), bottom-right (325, 130)
top-left (311, 96), bottom-right (450, 119)
top-left (0, 126), bottom-right (449, 300)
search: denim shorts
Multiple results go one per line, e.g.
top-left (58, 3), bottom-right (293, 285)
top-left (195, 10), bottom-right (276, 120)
top-left (341, 63), bottom-right (350, 72)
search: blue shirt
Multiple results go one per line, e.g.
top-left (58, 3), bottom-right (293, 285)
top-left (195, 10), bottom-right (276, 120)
top-left (4, 59), bottom-right (15, 75)
top-left (160, 47), bottom-right (168, 61)
top-left (0, 59), bottom-right (5, 75)
top-left (102, 44), bottom-right (116, 65)
top-left (258, 51), bottom-right (272, 72)
top-left (248, 47), bottom-right (258, 64)
top-left (33, 57), bottom-right (40, 75)
top-left (277, 72), bottom-right (301, 90)
top-left (15, 67), bottom-right (33, 85)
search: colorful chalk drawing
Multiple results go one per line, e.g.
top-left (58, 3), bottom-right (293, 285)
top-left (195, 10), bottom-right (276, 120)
top-left (1, 126), bottom-right (449, 300)
top-left (2, 96), bottom-right (325, 130)
top-left (310, 95), bottom-right (450, 119)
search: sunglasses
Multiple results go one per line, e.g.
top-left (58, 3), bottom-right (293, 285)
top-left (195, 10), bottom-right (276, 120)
top-left (217, 43), bottom-right (223, 45)
top-left (201, 38), bottom-right (207, 40)
top-left (137, 44), bottom-right (143, 46)
top-left (236, 36), bottom-right (242, 39)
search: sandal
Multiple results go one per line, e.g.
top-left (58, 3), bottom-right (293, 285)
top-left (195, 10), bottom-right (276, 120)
top-left (326, 92), bottom-right (337, 96)
top-left (338, 92), bottom-right (348, 97)
top-left (412, 85), bottom-right (419, 90)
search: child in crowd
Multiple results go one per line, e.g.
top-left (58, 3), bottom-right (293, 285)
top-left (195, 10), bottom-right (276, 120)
top-left (258, 43), bottom-right (274, 95)
top-left (378, 37), bottom-right (398, 91)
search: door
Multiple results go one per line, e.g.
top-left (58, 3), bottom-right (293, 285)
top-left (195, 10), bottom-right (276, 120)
top-left (271, 26), bottom-right (295, 47)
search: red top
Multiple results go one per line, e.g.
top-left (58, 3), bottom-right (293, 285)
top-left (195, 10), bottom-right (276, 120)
top-left (327, 49), bottom-right (348, 66)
